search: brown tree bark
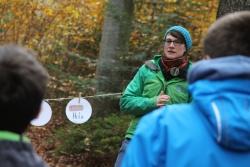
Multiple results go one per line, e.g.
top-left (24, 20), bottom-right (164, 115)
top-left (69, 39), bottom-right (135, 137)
top-left (94, 0), bottom-right (134, 115)
top-left (217, 0), bottom-right (250, 18)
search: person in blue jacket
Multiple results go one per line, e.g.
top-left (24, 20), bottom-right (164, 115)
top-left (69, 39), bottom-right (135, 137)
top-left (122, 11), bottom-right (250, 167)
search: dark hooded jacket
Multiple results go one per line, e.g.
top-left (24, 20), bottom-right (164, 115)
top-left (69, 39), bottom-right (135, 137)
top-left (0, 131), bottom-right (48, 167)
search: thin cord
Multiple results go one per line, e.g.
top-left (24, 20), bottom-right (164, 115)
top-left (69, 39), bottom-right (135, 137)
top-left (44, 92), bottom-right (122, 102)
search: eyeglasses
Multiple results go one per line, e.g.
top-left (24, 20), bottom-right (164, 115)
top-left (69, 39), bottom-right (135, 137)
top-left (164, 39), bottom-right (184, 46)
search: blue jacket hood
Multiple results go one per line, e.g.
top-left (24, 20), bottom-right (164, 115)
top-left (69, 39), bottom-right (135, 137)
top-left (188, 56), bottom-right (250, 151)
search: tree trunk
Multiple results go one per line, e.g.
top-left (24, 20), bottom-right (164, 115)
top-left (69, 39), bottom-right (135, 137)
top-left (94, 0), bottom-right (134, 115)
top-left (217, 0), bottom-right (250, 18)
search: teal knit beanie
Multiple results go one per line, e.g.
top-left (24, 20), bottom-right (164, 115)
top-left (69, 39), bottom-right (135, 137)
top-left (164, 25), bottom-right (192, 50)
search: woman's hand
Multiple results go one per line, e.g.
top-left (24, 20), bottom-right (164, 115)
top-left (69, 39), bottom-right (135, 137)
top-left (156, 91), bottom-right (170, 107)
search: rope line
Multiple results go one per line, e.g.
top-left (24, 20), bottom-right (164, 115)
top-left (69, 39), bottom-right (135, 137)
top-left (44, 92), bottom-right (122, 102)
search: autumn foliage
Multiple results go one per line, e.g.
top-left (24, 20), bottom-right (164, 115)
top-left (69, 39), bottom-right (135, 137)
top-left (0, 0), bottom-right (218, 166)
top-left (1, 0), bottom-right (105, 98)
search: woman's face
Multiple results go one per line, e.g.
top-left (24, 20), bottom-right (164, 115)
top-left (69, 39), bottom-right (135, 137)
top-left (163, 34), bottom-right (186, 59)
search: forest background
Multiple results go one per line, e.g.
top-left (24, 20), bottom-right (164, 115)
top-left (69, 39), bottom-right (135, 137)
top-left (1, 0), bottom-right (219, 166)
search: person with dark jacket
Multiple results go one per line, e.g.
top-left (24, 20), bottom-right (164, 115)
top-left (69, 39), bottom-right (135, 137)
top-left (114, 25), bottom-right (192, 167)
top-left (122, 11), bottom-right (250, 167)
top-left (0, 45), bottom-right (49, 167)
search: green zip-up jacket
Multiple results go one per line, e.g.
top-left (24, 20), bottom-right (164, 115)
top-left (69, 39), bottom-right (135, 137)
top-left (120, 55), bottom-right (191, 139)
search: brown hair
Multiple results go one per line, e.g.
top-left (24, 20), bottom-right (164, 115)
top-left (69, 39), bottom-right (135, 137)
top-left (0, 45), bottom-right (48, 133)
top-left (204, 11), bottom-right (250, 58)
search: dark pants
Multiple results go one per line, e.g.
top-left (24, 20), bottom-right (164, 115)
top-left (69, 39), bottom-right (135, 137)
top-left (114, 139), bottom-right (130, 167)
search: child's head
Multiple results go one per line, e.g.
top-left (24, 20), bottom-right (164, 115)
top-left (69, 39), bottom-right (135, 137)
top-left (0, 45), bottom-right (48, 134)
top-left (204, 11), bottom-right (250, 58)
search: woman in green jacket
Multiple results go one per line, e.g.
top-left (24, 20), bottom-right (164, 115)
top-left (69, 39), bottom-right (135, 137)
top-left (114, 25), bottom-right (192, 167)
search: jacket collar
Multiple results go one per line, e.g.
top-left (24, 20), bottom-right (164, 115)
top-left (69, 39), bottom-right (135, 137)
top-left (0, 131), bottom-right (29, 143)
top-left (188, 55), bottom-right (250, 84)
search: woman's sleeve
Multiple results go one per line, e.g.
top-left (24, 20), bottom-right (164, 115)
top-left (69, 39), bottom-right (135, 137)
top-left (120, 66), bottom-right (157, 116)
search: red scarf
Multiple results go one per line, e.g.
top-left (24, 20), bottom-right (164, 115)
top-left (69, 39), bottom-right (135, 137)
top-left (161, 56), bottom-right (188, 72)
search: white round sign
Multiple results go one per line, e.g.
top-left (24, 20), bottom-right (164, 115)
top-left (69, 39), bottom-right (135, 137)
top-left (65, 98), bottom-right (92, 124)
top-left (31, 101), bottom-right (52, 126)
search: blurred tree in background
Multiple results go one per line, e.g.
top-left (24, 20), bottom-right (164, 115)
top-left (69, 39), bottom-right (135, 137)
top-left (95, 0), bottom-right (134, 116)
top-left (217, 0), bottom-right (250, 18)
top-left (0, 0), bottom-right (219, 166)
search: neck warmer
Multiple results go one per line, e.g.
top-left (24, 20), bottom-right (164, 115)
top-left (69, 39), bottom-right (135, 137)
top-left (161, 56), bottom-right (188, 70)
top-left (160, 56), bottom-right (189, 80)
